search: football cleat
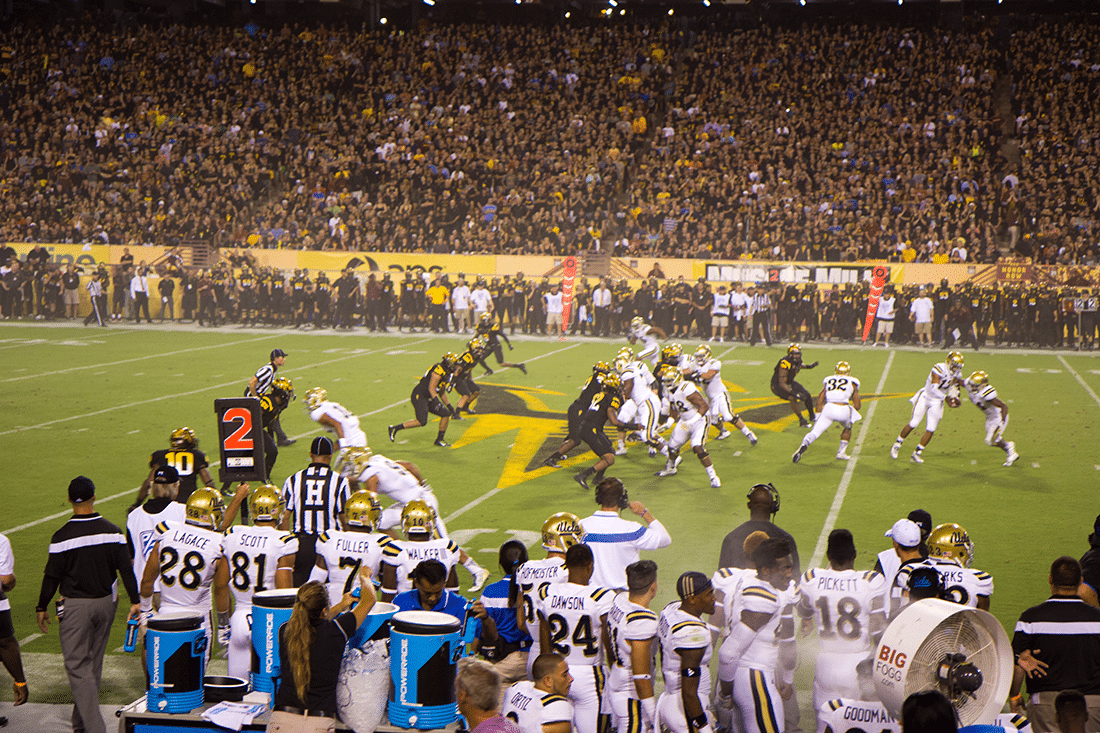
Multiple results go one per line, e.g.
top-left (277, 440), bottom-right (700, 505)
top-left (185, 488), bottom-right (225, 530)
top-left (927, 523), bottom-right (974, 567)
top-left (573, 472), bottom-right (590, 491)
top-left (747, 431), bottom-right (758, 446)
top-left (614, 445), bottom-right (628, 456)
top-left (388, 425), bottom-right (397, 442)
top-left (541, 512), bottom-right (584, 552)
top-left (716, 429), bottom-right (731, 440)
top-left (656, 466), bottom-right (678, 477)
top-left (648, 444), bottom-right (658, 458)
top-left (433, 438), bottom-right (451, 448)
top-left (248, 484), bottom-right (285, 524)
top-left (709, 476), bottom-right (722, 488)
top-left (835, 361), bottom-right (851, 376)
top-left (468, 567), bottom-right (491, 594)
top-left (798, 418), bottom-right (811, 428)
top-left (1004, 449), bottom-right (1020, 467)
top-left (170, 427), bottom-right (197, 449)
top-left (836, 452), bottom-right (851, 461)
top-left (910, 451), bottom-right (924, 464)
top-left (541, 454), bottom-right (562, 469)
top-left (890, 443), bottom-right (901, 459)
top-left (304, 387), bottom-right (327, 411)
top-left (792, 445), bottom-right (807, 464)
top-left (345, 490), bottom-right (382, 531)
top-left (518, 363), bottom-right (528, 375)
top-left (401, 499), bottom-right (437, 538)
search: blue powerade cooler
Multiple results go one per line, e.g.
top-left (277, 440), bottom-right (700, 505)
top-left (146, 613), bottom-right (207, 714)
top-left (251, 589), bottom-right (297, 695)
top-left (387, 610), bottom-right (463, 729)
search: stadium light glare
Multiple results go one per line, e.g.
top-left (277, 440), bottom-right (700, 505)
top-left (668, 7), bottom-right (673, 13)
top-left (380, 16), bottom-right (388, 23)
top-left (619, 7), bottom-right (625, 13)
top-left (799, 0), bottom-right (805, 5)
top-left (423, 0), bottom-right (434, 5)
top-left (703, 0), bottom-right (710, 6)
top-left (565, 10), bottom-right (570, 16)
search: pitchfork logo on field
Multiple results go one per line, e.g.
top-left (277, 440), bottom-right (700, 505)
top-left (449, 382), bottom-right (905, 490)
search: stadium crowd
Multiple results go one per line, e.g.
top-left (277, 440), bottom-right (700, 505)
top-left (0, 16), bottom-right (1096, 261)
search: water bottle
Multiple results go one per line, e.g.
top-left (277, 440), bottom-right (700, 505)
top-left (123, 617), bottom-right (140, 653)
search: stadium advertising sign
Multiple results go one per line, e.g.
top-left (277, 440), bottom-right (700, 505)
top-left (702, 262), bottom-right (894, 285)
top-left (214, 398), bottom-right (266, 483)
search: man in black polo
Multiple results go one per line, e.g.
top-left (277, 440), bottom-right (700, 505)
top-left (1010, 556), bottom-right (1100, 732)
top-left (36, 477), bottom-right (141, 733)
top-left (1079, 514), bottom-right (1100, 607)
top-left (716, 483), bottom-right (800, 574)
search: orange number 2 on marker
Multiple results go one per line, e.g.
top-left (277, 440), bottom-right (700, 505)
top-left (223, 407), bottom-right (254, 450)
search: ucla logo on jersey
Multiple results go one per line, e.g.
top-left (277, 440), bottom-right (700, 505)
top-left (140, 529), bottom-right (158, 559)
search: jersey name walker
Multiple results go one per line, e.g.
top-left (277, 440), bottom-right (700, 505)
top-left (382, 537), bottom-right (461, 594)
top-left (220, 526), bottom-right (298, 609)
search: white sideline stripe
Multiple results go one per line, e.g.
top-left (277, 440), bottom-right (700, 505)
top-left (808, 350), bottom-right (896, 569)
top-left (1, 340), bottom-right (433, 535)
top-left (2, 335), bottom-right (274, 382)
top-left (19, 633), bottom-right (42, 647)
top-left (0, 338), bottom-right (431, 438)
top-left (1057, 356), bottom-right (1100, 408)
top-left (0, 328), bottom-right (134, 350)
top-left (445, 489), bottom-right (502, 523)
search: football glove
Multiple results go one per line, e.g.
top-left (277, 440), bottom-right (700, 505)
top-left (805, 361), bottom-right (820, 369)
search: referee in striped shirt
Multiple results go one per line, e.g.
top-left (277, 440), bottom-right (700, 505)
top-left (248, 348), bottom-right (294, 446)
top-left (82, 272), bottom-right (107, 327)
top-left (279, 437), bottom-right (352, 585)
top-left (748, 285), bottom-right (773, 346)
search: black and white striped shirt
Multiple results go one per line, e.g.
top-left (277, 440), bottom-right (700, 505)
top-left (37, 513), bottom-right (140, 610)
top-left (281, 463), bottom-right (351, 536)
top-left (1013, 596), bottom-right (1100, 694)
top-left (249, 362), bottom-right (277, 396)
top-left (751, 292), bottom-right (771, 315)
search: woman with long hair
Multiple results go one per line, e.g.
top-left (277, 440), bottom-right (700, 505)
top-left (267, 565), bottom-right (375, 732)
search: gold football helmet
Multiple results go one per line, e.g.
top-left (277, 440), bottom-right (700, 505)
top-left (170, 427), bottom-right (197, 449)
top-left (602, 371), bottom-right (623, 393)
top-left (541, 512), bottom-right (585, 553)
top-left (401, 498), bottom-right (437, 537)
top-left (248, 484), bottom-right (284, 524)
top-left (468, 335), bottom-right (489, 354)
top-left (967, 370), bottom-right (988, 389)
top-left (661, 343), bottom-right (683, 365)
top-left (442, 352), bottom-right (461, 371)
top-left (479, 312), bottom-right (493, 325)
top-left (630, 316), bottom-right (645, 329)
top-left (927, 523), bottom-right (974, 568)
top-left (694, 344), bottom-right (711, 365)
top-left (616, 346), bottom-right (634, 363)
top-left (304, 387), bottom-right (327, 411)
top-left (271, 377), bottom-right (295, 404)
top-left (345, 490), bottom-right (382, 531)
top-left (592, 361), bottom-right (611, 378)
top-left (657, 363), bottom-right (683, 390)
top-left (335, 446), bottom-right (373, 478)
top-left (787, 343), bottom-right (802, 358)
top-left (947, 351), bottom-right (965, 375)
top-left (835, 361), bottom-right (851, 376)
top-left (185, 487), bottom-right (225, 530)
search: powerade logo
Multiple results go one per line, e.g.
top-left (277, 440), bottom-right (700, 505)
top-left (400, 638), bottom-right (409, 703)
top-left (265, 613), bottom-right (275, 672)
top-left (152, 635), bottom-right (162, 686)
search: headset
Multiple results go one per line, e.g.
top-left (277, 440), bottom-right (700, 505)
top-left (748, 482), bottom-right (780, 516)
top-left (595, 477), bottom-right (629, 510)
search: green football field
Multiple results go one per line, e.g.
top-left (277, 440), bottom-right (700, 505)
top-left (1, 322), bottom-right (1098, 710)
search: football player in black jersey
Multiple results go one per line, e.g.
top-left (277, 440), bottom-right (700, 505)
top-left (388, 354), bottom-right (458, 447)
top-left (129, 427), bottom-right (215, 511)
top-left (770, 343), bottom-right (819, 428)
top-left (473, 312), bottom-right (527, 376)
top-left (451, 341), bottom-right (483, 421)
top-left (542, 361), bottom-right (612, 469)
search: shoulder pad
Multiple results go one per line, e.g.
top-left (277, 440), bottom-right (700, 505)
top-left (447, 540), bottom-right (460, 552)
top-left (591, 587), bottom-right (612, 601)
top-left (542, 694), bottom-right (568, 706)
top-left (671, 619), bottom-right (705, 634)
top-left (780, 359), bottom-right (792, 369)
top-left (538, 584), bottom-right (550, 601)
top-left (742, 586), bottom-right (778, 603)
top-left (827, 699), bottom-right (844, 712)
top-left (318, 531), bottom-right (331, 543)
top-left (803, 569), bottom-right (816, 583)
top-left (718, 567), bottom-right (736, 578)
top-left (155, 521), bottom-right (170, 533)
top-left (382, 543), bottom-right (402, 558)
top-left (627, 609), bottom-right (657, 623)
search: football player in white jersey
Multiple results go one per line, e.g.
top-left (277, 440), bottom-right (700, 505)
top-left (126, 465), bottom-right (186, 601)
top-left (656, 571), bottom-right (717, 733)
top-left (890, 351), bottom-right (965, 464)
top-left (816, 661), bottom-right (900, 733)
top-left (139, 488), bottom-right (231, 657)
top-left (793, 362), bottom-right (862, 464)
top-left (607, 560), bottom-right (659, 733)
top-left (628, 317), bottom-right (667, 368)
top-left (654, 365), bottom-right (721, 488)
top-left (502, 652), bottom-right (575, 733)
top-left (615, 356), bottom-right (665, 458)
top-left (796, 530), bottom-right (886, 715)
top-left (310, 490), bottom-right (392, 606)
top-left (219, 484), bottom-right (298, 679)
top-left (304, 387), bottom-right (367, 451)
top-left (685, 344), bottom-right (758, 446)
top-left (964, 371), bottom-right (1019, 466)
top-left (380, 499), bottom-right (463, 599)
top-left (535, 543), bottom-right (615, 733)
top-left (900, 523), bottom-right (993, 610)
top-left (717, 538), bottom-right (797, 733)
top-left (517, 514), bottom-right (581, 676)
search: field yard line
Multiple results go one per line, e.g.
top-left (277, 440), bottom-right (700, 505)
top-left (807, 350), bottom-right (896, 569)
top-left (445, 488), bottom-right (502, 523)
top-left (0, 338), bottom-right (431, 438)
top-left (2, 335), bottom-right (275, 382)
top-left (0, 328), bottom-right (135, 350)
top-left (19, 633), bottom-right (42, 647)
top-left (1057, 356), bottom-right (1100, 407)
top-left (474, 342), bottom-right (581, 383)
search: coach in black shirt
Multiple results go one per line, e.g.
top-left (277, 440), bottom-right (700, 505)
top-left (37, 477), bottom-right (141, 733)
top-left (1011, 556), bottom-right (1100, 732)
top-left (717, 483), bottom-right (800, 575)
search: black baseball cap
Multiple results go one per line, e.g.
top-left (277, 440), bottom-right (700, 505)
top-left (676, 571), bottom-right (712, 600)
top-left (271, 348), bottom-right (288, 361)
top-left (68, 476), bottom-right (95, 503)
top-left (310, 436), bottom-right (333, 456)
top-left (153, 466), bottom-right (180, 484)
top-left (908, 509), bottom-right (933, 538)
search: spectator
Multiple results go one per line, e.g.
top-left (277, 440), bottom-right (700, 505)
top-left (901, 691), bottom-right (957, 733)
top-left (457, 657), bottom-right (524, 733)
